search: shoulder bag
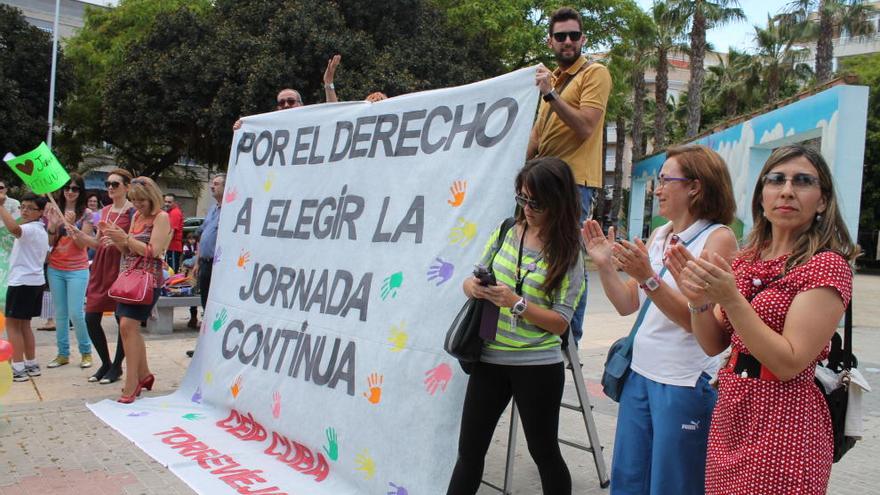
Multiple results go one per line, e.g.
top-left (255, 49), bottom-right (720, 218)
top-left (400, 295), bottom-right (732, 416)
top-left (108, 243), bottom-right (156, 305)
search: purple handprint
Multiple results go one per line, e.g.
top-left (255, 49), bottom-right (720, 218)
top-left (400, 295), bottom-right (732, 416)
top-left (127, 411), bottom-right (149, 417)
top-left (191, 386), bottom-right (203, 404)
top-left (426, 257), bottom-right (454, 286)
top-left (388, 482), bottom-right (408, 495)
top-left (424, 363), bottom-right (453, 395)
top-left (213, 246), bottom-right (222, 265)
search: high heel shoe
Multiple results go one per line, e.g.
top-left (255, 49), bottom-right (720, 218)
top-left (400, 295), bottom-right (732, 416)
top-left (118, 382), bottom-right (143, 404)
top-left (139, 374), bottom-right (155, 391)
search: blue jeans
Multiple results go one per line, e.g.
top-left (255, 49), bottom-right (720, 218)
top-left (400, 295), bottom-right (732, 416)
top-left (47, 267), bottom-right (91, 357)
top-left (611, 371), bottom-right (716, 495)
top-left (570, 185), bottom-right (597, 343)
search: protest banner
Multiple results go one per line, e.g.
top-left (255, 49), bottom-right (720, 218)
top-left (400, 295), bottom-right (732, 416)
top-left (3, 142), bottom-right (70, 194)
top-left (89, 66), bottom-right (539, 494)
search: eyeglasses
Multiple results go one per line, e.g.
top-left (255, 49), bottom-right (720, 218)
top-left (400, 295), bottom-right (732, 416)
top-left (515, 194), bottom-right (544, 212)
top-left (105, 180), bottom-right (122, 189)
top-left (64, 185), bottom-right (81, 192)
top-left (552, 31), bottom-right (582, 42)
top-left (656, 174), bottom-right (691, 188)
top-left (762, 172), bottom-right (820, 190)
top-left (277, 97), bottom-right (301, 107)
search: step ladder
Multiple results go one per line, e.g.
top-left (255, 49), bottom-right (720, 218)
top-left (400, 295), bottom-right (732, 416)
top-left (481, 332), bottom-right (611, 493)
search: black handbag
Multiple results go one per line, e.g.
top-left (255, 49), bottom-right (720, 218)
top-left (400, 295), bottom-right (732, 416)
top-left (444, 217), bottom-right (515, 373)
top-left (816, 302), bottom-right (858, 463)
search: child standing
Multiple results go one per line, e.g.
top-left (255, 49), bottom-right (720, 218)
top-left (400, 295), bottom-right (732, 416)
top-left (1, 194), bottom-right (50, 382)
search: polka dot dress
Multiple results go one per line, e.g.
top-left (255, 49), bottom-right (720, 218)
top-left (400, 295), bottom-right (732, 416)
top-left (706, 251), bottom-right (852, 495)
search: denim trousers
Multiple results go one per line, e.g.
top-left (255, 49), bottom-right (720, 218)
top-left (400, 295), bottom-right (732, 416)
top-left (47, 267), bottom-right (92, 356)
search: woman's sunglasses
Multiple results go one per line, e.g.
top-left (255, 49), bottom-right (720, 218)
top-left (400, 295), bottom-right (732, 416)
top-left (515, 194), bottom-right (544, 212)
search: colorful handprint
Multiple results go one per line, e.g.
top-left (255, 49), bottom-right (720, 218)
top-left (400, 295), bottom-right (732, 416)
top-left (204, 371), bottom-right (214, 385)
top-left (272, 391), bottom-right (281, 419)
top-left (323, 427), bottom-right (339, 461)
top-left (212, 308), bottom-right (228, 332)
top-left (127, 411), bottom-right (149, 417)
top-left (213, 246), bottom-right (222, 265)
top-left (224, 187), bottom-right (238, 204)
top-left (388, 322), bottom-right (408, 352)
top-left (264, 171), bottom-right (276, 192)
top-left (363, 373), bottom-right (384, 404)
top-left (237, 250), bottom-right (251, 269)
top-left (231, 375), bottom-right (242, 398)
top-left (447, 180), bottom-right (467, 207)
top-left (426, 257), bottom-right (454, 286)
top-left (380, 272), bottom-right (403, 300)
top-left (388, 482), bottom-right (409, 495)
top-left (448, 217), bottom-right (477, 247)
top-left (424, 363), bottom-right (453, 395)
top-left (355, 449), bottom-right (376, 480)
top-left (182, 413), bottom-right (204, 421)
top-left (191, 386), bottom-right (203, 404)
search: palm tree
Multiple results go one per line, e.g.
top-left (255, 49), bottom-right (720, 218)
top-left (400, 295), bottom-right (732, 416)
top-left (650, 1), bottom-right (687, 149)
top-left (754, 15), bottom-right (810, 102)
top-left (629, 12), bottom-right (655, 162)
top-left (781, 0), bottom-right (876, 83)
top-left (704, 47), bottom-right (758, 117)
top-left (667, 0), bottom-right (746, 137)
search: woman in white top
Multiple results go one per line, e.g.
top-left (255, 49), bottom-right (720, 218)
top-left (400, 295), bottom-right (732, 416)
top-left (583, 145), bottom-right (738, 494)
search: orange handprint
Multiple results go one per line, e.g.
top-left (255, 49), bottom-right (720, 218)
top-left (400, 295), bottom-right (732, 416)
top-left (237, 250), bottom-right (251, 269)
top-left (447, 180), bottom-right (467, 207)
top-left (362, 372), bottom-right (384, 404)
top-left (231, 375), bottom-right (242, 398)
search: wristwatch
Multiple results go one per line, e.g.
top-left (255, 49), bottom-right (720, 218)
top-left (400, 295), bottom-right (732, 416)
top-left (324, 83), bottom-right (335, 90)
top-left (639, 273), bottom-right (661, 292)
top-left (542, 89), bottom-right (558, 102)
top-left (510, 297), bottom-right (527, 316)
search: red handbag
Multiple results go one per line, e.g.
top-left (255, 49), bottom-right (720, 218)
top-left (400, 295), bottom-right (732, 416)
top-left (109, 244), bottom-right (156, 305)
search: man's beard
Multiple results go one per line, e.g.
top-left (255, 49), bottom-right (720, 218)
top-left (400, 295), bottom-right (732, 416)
top-left (554, 48), bottom-right (580, 67)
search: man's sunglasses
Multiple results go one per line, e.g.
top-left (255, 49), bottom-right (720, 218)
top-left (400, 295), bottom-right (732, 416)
top-left (762, 172), bottom-right (820, 190)
top-left (277, 97), bottom-right (301, 107)
top-left (105, 180), bottom-right (123, 189)
top-left (552, 31), bottom-right (582, 42)
top-left (515, 194), bottom-right (544, 212)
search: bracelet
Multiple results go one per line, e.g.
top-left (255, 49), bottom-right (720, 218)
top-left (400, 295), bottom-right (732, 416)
top-left (688, 302), bottom-right (712, 314)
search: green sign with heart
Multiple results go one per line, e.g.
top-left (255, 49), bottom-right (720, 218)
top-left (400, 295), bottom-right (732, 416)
top-left (3, 142), bottom-right (70, 194)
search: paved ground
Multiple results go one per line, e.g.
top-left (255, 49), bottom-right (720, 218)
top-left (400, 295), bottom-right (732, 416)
top-left (1, 272), bottom-right (878, 494)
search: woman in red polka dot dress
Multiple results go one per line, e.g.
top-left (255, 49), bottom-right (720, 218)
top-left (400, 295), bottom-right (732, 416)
top-left (666, 144), bottom-right (858, 495)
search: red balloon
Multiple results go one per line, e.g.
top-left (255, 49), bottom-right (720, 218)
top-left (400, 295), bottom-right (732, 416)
top-left (0, 339), bottom-right (12, 362)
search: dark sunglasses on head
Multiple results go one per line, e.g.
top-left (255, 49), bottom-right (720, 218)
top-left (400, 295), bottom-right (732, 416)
top-left (131, 179), bottom-right (147, 185)
top-left (762, 172), bottom-right (820, 189)
top-left (552, 30), bottom-right (582, 42)
top-left (105, 180), bottom-right (122, 189)
top-left (277, 97), bottom-right (301, 106)
top-left (64, 185), bottom-right (81, 192)
top-left (515, 194), bottom-right (544, 212)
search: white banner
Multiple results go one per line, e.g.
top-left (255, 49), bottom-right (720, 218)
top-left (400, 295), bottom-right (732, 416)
top-left (89, 66), bottom-right (539, 495)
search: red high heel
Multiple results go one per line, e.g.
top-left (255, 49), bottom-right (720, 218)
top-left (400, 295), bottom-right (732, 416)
top-left (118, 382), bottom-right (143, 404)
top-left (139, 374), bottom-right (155, 391)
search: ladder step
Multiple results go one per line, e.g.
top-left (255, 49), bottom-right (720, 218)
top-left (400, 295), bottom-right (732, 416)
top-left (560, 402), bottom-right (583, 412)
top-left (558, 437), bottom-right (595, 452)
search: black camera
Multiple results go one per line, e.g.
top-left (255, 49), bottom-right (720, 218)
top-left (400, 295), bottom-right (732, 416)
top-left (473, 263), bottom-right (496, 286)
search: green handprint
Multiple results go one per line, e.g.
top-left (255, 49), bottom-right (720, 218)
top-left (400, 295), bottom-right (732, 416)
top-left (182, 413), bottom-right (204, 421)
top-left (380, 272), bottom-right (404, 300)
top-left (212, 308), bottom-right (228, 332)
top-left (323, 427), bottom-right (339, 461)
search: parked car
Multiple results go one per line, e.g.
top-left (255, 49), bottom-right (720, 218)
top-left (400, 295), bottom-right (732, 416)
top-left (183, 217), bottom-right (204, 236)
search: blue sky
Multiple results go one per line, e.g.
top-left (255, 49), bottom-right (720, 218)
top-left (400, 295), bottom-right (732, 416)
top-left (635, 0), bottom-right (794, 53)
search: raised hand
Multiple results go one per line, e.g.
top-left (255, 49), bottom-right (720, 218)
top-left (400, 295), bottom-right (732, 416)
top-left (323, 427), bottom-right (339, 461)
top-left (323, 54), bottom-right (341, 85)
top-left (447, 180), bottom-right (467, 207)
top-left (682, 252), bottom-right (739, 306)
top-left (612, 238), bottom-right (654, 281)
top-left (423, 363), bottom-right (452, 395)
top-left (665, 244), bottom-right (705, 304)
top-left (426, 257), bottom-right (454, 286)
top-left (582, 220), bottom-right (615, 268)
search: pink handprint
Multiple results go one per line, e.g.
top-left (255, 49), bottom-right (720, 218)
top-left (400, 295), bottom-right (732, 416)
top-left (224, 187), bottom-right (238, 204)
top-left (424, 363), bottom-right (453, 395)
top-left (272, 391), bottom-right (281, 418)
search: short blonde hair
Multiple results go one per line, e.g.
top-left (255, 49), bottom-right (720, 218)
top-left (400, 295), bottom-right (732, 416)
top-left (128, 176), bottom-right (164, 216)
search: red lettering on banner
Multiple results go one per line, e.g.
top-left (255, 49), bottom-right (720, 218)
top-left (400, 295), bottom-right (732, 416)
top-left (155, 426), bottom-right (188, 437)
top-left (228, 412), bottom-right (267, 443)
top-left (170, 440), bottom-right (210, 456)
top-left (238, 487), bottom-right (286, 495)
top-left (301, 454), bottom-right (330, 483)
top-left (265, 432), bottom-right (292, 459)
top-left (262, 430), bottom-right (329, 482)
top-left (217, 409), bottom-right (242, 429)
top-left (220, 469), bottom-right (267, 488)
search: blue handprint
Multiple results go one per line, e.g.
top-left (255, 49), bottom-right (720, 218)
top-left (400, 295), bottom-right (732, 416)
top-left (191, 386), bottom-right (202, 404)
top-left (388, 482), bottom-right (408, 495)
top-left (426, 257), bottom-right (454, 286)
top-left (380, 272), bottom-right (404, 300)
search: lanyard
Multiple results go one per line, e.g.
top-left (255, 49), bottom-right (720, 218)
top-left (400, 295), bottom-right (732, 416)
top-left (515, 225), bottom-right (542, 296)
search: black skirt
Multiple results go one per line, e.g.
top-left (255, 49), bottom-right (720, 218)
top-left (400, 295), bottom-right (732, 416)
top-left (115, 288), bottom-right (161, 322)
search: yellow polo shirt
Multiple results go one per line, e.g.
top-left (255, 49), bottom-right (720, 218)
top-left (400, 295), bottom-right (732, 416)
top-left (535, 56), bottom-right (611, 188)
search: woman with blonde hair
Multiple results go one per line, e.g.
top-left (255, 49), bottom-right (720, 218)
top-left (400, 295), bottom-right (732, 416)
top-left (102, 177), bottom-right (171, 403)
top-left (667, 144), bottom-right (857, 494)
top-left (583, 145), bottom-right (738, 494)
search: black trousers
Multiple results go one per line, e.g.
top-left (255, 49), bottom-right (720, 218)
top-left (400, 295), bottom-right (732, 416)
top-left (198, 258), bottom-right (213, 309)
top-left (447, 361), bottom-right (571, 495)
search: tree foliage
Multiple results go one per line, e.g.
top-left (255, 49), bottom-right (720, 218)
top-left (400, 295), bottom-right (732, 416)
top-left (0, 5), bottom-right (72, 187)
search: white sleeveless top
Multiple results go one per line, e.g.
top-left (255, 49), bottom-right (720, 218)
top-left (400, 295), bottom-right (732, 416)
top-left (630, 219), bottom-right (723, 387)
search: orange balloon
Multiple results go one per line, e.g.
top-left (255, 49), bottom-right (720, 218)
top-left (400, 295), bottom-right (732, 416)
top-left (0, 313), bottom-right (5, 333)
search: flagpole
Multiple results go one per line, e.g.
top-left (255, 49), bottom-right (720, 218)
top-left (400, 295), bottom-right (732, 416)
top-left (47, 0), bottom-right (61, 148)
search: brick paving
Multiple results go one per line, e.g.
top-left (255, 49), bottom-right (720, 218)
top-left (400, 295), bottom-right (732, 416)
top-left (1, 274), bottom-right (879, 494)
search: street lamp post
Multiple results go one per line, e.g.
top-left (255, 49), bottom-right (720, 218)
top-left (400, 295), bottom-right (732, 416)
top-left (47, 0), bottom-right (61, 148)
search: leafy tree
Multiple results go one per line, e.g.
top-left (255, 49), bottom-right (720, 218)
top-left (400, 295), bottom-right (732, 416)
top-left (753, 15), bottom-right (811, 102)
top-left (0, 5), bottom-right (73, 186)
top-left (703, 47), bottom-right (758, 118)
top-left (667, 0), bottom-right (745, 137)
top-left (781, 0), bottom-right (876, 83)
